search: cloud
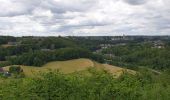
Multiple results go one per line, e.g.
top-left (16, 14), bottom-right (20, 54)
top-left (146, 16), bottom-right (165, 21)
top-left (0, 0), bottom-right (41, 17)
top-left (40, 0), bottom-right (97, 14)
top-left (123, 0), bottom-right (147, 5)
top-left (0, 0), bottom-right (170, 36)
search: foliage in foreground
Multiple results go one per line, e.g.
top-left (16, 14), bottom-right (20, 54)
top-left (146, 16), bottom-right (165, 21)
top-left (0, 68), bottom-right (170, 100)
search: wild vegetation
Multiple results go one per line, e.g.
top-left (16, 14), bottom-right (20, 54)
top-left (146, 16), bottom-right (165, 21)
top-left (0, 36), bottom-right (170, 99)
top-left (0, 68), bottom-right (170, 100)
top-left (0, 36), bottom-right (103, 67)
top-left (102, 42), bottom-right (170, 70)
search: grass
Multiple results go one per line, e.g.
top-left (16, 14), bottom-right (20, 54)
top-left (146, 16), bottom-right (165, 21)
top-left (43, 58), bottom-right (94, 73)
top-left (2, 58), bottom-right (135, 77)
top-left (1, 44), bottom-right (16, 48)
top-left (0, 61), bottom-right (7, 63)
top-left (102, 64), bottom-right (136, 77)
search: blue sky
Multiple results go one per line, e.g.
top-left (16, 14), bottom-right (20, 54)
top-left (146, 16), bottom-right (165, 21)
top-left (0, 0), bottom-right (170, 36)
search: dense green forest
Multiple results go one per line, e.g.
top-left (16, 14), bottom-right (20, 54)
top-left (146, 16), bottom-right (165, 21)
top-left (0, 36), bottom-right (104, 67)
top-left (102, 42), bottom-right (170, 70)
top-left (7, 48), bottom-right (104, 66)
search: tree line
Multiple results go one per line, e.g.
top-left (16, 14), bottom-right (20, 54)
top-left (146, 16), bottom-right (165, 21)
top-left (7, 47), bottom-right (104, 66)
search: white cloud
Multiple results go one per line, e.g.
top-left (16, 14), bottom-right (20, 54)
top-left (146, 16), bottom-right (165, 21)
top-left (0, 0), bottom-right (170, 36)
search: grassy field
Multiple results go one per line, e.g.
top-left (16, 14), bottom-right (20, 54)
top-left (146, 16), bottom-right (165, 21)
top-left (1, 44), bottom-right (16, 48)
top-left (3, 58), bottom-right (135, 77)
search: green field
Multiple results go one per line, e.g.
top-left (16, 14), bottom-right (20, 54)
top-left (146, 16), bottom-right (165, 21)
top-left (3, 58), bottom-right (135, 77)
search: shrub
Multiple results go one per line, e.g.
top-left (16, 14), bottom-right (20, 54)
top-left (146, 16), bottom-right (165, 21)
top-left (9, 66), bottom-right (25, 78)
top-left (0, 61), bottom-right (11, 68)
top-left (9, 66), bottom-right (23, 74)
top-left (1, 69), bottom-right (169, 100)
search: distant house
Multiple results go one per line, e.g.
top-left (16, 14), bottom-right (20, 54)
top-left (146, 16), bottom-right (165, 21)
top-left (100, 44), bottom-right (113, 49)
top-left (94, 49), bottom-right (102, 53)
top-left (115, 43), bottom-right (126, 46)
top-left (8, 42), bottom-right (21, 46)
top-left (0, 67), bottom-right (4, 73)
top-left (0, 68), bottom-right (11, 77)
top-left (104, 54), bottom-right (115, 58)
top-left (152, 41), bottom-right (165, 49)
top-left (111, 35), bottom-right (134, 41)
top-left (84, 36), bottom-right (105, 41)
top-left (41, 49), bottom-right (52, 51)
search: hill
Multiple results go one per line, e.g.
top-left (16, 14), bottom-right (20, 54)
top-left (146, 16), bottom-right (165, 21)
top-left (3, 58), bottom-right (135, 77)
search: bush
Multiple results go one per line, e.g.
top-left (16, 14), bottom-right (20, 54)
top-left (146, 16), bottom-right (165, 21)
top-left (0, 69), bottom-right (169, 100)
top-left (9, 66), bottom-right (23, 74)
top-left (9, 66), bottom-right (25, 78)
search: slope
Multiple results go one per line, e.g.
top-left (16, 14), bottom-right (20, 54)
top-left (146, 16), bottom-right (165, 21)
top-left (3, 58), bottom-right (135, 77)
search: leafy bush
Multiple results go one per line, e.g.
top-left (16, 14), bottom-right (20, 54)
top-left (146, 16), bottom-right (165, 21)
top-left (9, 66), bottom-right (22, 74)
top-left (0, 69), bottom-right (170, 100)
top-left (9, 66), bottom-right (25, 78)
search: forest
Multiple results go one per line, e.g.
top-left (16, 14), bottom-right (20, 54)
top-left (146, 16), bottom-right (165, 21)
top-left (0, 36), bottom-right (170, 100)
top-left (0, 36), bottom-right (103, 67)
top-left (102, 42), bottom-right (170, 70)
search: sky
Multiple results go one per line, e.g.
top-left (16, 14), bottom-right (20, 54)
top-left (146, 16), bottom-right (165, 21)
top-left (0, 0), bottom-right (170, 36)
